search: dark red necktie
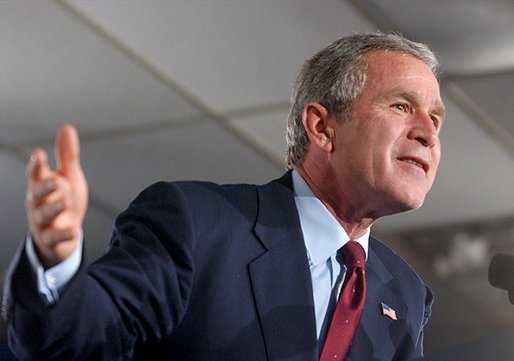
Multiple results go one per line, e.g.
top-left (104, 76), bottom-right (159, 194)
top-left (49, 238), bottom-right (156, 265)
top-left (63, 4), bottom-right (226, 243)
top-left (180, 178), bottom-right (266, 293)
top-left (320, 241), bottom-right (367, 361)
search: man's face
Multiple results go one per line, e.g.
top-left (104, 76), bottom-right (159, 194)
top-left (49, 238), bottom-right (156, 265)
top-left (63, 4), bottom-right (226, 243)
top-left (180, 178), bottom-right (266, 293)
top-left (329, 51), bottom-right (444, 217)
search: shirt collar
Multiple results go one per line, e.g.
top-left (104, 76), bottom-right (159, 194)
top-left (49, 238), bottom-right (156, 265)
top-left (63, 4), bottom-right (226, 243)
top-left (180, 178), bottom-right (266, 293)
top-left (292, 170), bottom-right (369, 266)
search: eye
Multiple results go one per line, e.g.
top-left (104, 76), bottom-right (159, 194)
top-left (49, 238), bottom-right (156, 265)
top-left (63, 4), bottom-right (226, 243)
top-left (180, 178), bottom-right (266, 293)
top-left (430, 115), bottom-right (442, 130)
top-left (393, 103), bottom-right (408, 112)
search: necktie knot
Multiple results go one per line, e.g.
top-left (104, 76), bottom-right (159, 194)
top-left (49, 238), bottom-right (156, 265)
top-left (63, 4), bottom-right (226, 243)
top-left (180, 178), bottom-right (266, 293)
top-left (341, 241), bottom-right (365, 269)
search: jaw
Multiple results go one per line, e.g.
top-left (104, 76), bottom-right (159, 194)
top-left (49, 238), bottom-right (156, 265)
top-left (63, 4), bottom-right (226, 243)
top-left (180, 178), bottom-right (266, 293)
top-left (370, 159), bottom-right (435, 216)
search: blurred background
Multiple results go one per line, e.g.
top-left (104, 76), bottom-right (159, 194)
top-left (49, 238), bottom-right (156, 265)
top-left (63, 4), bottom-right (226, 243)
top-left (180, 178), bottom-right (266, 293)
top-left (1, 0), bottom-right (513, 359)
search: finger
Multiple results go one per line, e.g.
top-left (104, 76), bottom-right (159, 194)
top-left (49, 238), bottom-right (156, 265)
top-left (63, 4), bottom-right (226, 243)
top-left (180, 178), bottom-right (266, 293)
top-left (31, 200), bottom-right (66, 228)
top-left (27, 179), bottom-right (58, 206)
top-left (55, 124), bottom-right (82, 176)
top-left (27, 148), bottom-right (53, 181)
top-left (37, 227), bottom-right (77, 249)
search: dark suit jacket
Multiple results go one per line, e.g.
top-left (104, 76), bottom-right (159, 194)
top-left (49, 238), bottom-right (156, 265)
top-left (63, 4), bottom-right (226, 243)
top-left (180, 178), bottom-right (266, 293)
top-left (4, 173), bottom-right (433, 361)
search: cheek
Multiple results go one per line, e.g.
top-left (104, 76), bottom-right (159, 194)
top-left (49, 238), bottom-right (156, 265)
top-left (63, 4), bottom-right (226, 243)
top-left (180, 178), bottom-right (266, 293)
top-left (375, 134), bottom-right (399, 168)
top-left (431, 144), bottom-right (442, 172)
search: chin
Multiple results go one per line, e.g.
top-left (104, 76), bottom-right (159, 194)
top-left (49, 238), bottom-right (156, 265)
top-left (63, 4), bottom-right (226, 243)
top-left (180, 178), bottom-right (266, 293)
top-left (394, 180), bottom-right (430, 208)
top-left (376, 183), bottom-right (429, 216)
top-left (400, 195), bottom-right (426, 212)
top-left (389, 190), bottom-right (427, 214)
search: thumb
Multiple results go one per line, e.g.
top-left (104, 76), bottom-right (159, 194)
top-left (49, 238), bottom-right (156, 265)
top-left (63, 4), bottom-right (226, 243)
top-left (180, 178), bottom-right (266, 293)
top-left (55, 124), bottom-right (82, 176)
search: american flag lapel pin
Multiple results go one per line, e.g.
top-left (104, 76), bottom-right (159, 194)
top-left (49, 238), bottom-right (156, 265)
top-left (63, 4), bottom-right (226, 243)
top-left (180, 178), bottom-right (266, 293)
top-left (381, 302), bottom-right (398, 321)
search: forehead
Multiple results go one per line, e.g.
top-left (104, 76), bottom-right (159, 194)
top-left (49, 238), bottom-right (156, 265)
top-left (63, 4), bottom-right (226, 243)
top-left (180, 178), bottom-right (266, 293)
top-left (363, 50), bottom-right (438, 83)
top-left (362, 50), bottom-right (443, 106)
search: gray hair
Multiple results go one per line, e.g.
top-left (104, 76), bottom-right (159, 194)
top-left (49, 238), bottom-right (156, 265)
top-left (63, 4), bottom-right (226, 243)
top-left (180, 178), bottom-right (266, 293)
top-left (285, 32), bottom-right (440, 169)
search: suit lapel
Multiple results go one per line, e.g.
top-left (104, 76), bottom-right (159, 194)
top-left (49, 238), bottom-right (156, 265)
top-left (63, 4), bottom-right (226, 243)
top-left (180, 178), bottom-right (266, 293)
top-left (249, 173), bottom-right (317, 361)
top-left (365, 241), bottom-right (409, 330)
top-left (364, 241), bottom-right (394, 308)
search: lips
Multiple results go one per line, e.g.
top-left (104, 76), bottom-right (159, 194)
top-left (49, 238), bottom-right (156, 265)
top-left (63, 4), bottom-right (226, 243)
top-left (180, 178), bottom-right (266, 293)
top-left (398, 156), bottom-right (429, 173)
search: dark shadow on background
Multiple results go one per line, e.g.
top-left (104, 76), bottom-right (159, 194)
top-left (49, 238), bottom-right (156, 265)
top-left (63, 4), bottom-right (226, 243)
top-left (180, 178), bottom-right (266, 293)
top-left (425, 327), bottom-right (514, 361)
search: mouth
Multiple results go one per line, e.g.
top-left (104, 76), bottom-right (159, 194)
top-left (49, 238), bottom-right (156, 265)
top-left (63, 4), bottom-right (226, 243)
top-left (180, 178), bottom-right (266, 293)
top-left (398, 156), bottom-right (429, 173)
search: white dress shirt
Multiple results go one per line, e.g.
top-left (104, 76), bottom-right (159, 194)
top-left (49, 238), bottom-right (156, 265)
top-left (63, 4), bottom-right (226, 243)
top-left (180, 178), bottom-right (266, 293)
top-left (26, 232), bottom-right (83, 303)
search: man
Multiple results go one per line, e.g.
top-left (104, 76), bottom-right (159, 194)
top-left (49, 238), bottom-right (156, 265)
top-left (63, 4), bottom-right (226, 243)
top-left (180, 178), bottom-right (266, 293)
top-left (3, 32), bottom-right (444, 360)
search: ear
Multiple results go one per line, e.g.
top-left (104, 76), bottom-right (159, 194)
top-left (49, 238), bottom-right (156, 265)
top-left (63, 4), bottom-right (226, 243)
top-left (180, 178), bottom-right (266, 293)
top-left (302, 102), bottom-right (334, 153)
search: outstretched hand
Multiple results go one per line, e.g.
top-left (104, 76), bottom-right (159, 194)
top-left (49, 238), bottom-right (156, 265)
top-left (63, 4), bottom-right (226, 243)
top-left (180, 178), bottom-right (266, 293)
top-left (25, 124), bottom-right (88, 268)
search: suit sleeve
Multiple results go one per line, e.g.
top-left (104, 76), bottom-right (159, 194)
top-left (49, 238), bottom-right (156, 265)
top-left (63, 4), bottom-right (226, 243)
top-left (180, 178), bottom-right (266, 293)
top-left (6, 182), bottom-right (196, 361)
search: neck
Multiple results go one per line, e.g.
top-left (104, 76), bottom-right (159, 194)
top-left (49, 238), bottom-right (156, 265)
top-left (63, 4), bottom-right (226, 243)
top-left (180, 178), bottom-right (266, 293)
top-left (295, 165), bottom-right (375, 239)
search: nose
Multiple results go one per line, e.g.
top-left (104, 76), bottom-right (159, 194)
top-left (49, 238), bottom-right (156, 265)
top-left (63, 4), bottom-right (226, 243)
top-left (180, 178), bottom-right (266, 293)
top-left (408, 113), bottom-right (439, 148)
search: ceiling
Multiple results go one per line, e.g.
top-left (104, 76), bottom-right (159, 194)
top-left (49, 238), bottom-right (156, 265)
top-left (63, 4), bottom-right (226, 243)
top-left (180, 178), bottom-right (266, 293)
top-left (1, 0), bottom-right (513, 358)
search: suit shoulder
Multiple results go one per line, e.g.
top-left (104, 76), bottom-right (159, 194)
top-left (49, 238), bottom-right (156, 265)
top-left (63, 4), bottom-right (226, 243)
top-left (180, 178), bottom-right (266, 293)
top-left (130, 172), bottom-right (292, 205)
top-left (132, 180), bottom-right (259, 204)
